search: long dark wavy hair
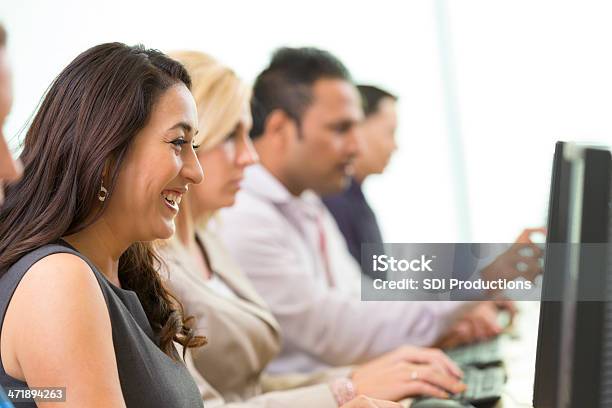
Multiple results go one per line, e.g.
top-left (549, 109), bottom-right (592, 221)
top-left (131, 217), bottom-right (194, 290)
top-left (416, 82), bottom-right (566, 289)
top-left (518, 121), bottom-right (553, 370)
top-left (0, 42), bottom-right (206, 360)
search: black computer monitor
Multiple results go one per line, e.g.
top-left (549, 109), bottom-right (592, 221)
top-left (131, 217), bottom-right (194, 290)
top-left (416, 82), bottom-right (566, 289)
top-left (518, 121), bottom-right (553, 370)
top-left (566, 146), bottom-right (611, 407)
top-left (533, 143), bottom-right (611, 407)
top-left (533, 141), bottom-right (572, 408)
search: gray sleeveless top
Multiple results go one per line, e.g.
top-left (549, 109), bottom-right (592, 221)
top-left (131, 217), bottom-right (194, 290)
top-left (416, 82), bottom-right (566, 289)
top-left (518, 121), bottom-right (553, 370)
top-left (0, 242), bottom-right (204, 408)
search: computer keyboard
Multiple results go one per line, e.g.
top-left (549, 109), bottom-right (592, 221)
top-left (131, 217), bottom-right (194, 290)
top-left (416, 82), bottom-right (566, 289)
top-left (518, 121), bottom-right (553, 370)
top-left (457, 366), bottom-right (506, 406)
top-left (445, 337), bottom-right (502, 368)
top-left (445, 309), bottom-right (512, 368)
top-left (411, 366), bottom-right (506, 408)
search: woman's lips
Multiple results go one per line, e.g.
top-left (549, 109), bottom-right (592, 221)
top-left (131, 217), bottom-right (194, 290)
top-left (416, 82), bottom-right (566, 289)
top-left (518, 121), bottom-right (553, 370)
top-left (161, 189), bottom-right (185, 213)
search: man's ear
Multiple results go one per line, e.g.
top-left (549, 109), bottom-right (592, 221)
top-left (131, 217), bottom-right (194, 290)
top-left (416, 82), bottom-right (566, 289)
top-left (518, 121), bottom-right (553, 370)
top-left (264, 109), bottom-right (299, 148)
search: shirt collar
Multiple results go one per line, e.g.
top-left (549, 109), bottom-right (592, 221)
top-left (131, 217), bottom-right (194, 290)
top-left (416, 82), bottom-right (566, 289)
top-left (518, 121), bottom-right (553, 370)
top-left (242, 164), bottom-right (292, 204)
top-left (242, 164), bottom-right (324, 219)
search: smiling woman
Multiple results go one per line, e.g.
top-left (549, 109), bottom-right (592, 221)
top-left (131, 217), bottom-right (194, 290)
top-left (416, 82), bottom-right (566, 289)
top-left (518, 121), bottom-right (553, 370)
top-left (0, 43), bottom-right (205, 407)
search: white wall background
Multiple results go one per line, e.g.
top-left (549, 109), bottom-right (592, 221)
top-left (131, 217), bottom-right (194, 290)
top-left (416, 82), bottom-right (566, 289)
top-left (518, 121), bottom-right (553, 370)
top-left (1, 0), bottom-right (611, 243)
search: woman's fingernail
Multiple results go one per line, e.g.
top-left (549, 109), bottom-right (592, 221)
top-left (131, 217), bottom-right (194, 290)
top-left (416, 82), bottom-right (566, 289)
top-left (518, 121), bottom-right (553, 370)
top-left (455, 382), bottom-right (467, 392)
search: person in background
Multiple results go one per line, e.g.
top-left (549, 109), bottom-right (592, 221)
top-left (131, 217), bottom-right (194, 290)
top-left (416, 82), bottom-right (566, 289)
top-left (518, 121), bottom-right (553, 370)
top-left (160, 50), bottom-right (465, 407)
top-left (0, 21), bottom-right (17, 408)
top-left (321, 84), bottom-right (536, 347)
top-left (0, 42), bottom-right (206, 407)
top-left (322, 85), bottom-right (396, 270)
top-left (0, 23), bottom-right (22, 206)
top-left (217, 47), bottom-right (543, 375)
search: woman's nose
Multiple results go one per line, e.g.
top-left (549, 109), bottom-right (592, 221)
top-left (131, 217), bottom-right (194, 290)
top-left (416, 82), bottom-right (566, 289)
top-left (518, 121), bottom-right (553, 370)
top-left (235, 133), bottom-right (259, 168)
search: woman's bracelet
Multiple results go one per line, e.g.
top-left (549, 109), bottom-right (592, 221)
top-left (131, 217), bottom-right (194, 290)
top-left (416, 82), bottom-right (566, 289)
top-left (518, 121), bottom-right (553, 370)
top-left (329, 377), bottom-right (357, 406)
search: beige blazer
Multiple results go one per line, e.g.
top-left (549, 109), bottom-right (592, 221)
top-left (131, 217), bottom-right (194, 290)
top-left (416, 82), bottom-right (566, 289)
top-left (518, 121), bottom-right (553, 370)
top-left (160, 229), bottom-right (350, 407)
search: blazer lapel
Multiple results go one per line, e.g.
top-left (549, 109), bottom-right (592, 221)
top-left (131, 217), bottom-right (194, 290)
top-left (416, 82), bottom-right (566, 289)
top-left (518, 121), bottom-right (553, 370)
top-left (198, 229), bottom-right (281, 335)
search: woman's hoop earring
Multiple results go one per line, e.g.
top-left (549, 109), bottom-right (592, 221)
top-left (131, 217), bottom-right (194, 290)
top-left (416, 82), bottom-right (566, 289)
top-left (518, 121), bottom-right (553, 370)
top-left (98, 182), bottom-right (108, 202)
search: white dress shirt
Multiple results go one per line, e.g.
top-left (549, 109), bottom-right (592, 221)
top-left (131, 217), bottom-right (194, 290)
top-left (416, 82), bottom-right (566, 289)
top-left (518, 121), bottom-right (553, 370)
top-left (217, 164), bottom-right (468, 373)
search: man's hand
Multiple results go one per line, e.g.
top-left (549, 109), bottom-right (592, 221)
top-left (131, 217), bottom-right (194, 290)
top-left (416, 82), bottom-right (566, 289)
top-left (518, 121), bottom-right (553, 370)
top-left (435, 302), bottom-right (502, 348)
top-left (494, 299), bottom-right (517, 321)
top-left (481, 227), bottom-right (545, 285)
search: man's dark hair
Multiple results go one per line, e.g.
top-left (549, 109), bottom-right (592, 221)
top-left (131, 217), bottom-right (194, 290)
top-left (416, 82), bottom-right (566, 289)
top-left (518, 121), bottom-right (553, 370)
top-left (357, 85), bottom-right (397, 117)
top-left (250, 47), bottom-right (352, 139)
top-left (0, 23), bottom-right (6, 47)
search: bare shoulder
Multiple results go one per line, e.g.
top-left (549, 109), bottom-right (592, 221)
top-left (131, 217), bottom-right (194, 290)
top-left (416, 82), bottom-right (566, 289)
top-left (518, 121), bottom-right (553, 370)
top-left (5, 251), bottom-right (108, 339)
top-left (27, 251), bottom-right (97, 282)
top-left (7, 250), bottom-right (109, 331)
top-left (13, 251), bottom-right (108, 322)
top-left (2, 251), bottom-right (114, 381)
top-left (2, 253), bottom-right (125, 405)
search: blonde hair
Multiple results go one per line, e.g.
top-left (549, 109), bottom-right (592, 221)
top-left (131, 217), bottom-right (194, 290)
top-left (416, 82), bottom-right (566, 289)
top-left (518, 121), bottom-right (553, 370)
top-left (167, 51), bottom-right (250, 228)
top-left (168, 51), bottom-right (250, 151)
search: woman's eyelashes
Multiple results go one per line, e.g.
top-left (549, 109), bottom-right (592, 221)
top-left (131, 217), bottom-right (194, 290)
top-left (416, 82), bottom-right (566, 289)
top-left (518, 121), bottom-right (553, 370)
top-left (169, 137), bottom-right (200, 152)
top-left (224, 130), bottom-right (240, 145)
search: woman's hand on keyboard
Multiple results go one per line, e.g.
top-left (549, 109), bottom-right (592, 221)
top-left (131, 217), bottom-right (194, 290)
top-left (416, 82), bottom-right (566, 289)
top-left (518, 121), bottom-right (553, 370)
top-left (351, 351), bottom-right (466, 401)
top-left (357, 345), bottom-right (464, 379)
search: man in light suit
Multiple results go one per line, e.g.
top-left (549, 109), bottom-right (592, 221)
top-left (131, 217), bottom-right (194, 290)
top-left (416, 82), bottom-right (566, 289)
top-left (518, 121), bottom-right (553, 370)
top-left (217, 47), bottom-right (541, 373)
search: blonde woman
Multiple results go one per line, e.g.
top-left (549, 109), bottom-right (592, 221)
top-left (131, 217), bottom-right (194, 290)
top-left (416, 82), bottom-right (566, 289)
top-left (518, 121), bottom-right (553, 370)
top-left (158, 51), bottom-right (465, 407)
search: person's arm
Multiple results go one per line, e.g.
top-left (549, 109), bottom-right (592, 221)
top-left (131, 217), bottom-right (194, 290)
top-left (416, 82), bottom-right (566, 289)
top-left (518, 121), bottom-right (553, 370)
top-left (180, 347), bottom-right (339, 408)
top-left (262, 348), bottom-right (466, 402)
top-left (2, 253), bottom-right (126, 408)
top-left (189, 354), bottom-right (462, 408)
top-left (224, 384), bottom-right (339, 408)
top-left (261, 366), bottom-right (354, 392)
top-left (218, 204), bottom-right (467, 366)
top-left (340, 396), bottom-right (401, 408)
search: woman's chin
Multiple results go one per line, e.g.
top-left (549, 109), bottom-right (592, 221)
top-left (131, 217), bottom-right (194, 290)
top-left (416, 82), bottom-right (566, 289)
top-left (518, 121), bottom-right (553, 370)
top-left (218, 196), bottom-right (236, 210)
top-left (153, 220), bottom-right (176, 240)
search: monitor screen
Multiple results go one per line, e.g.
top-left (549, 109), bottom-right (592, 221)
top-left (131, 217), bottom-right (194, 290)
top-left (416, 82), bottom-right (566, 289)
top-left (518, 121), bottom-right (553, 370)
top-left (533, 141), bottom-right (571, 408)
top-left (533, 143), bottom-right (611, 407)
top-left (568, 147), bottom-right (611, 407)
